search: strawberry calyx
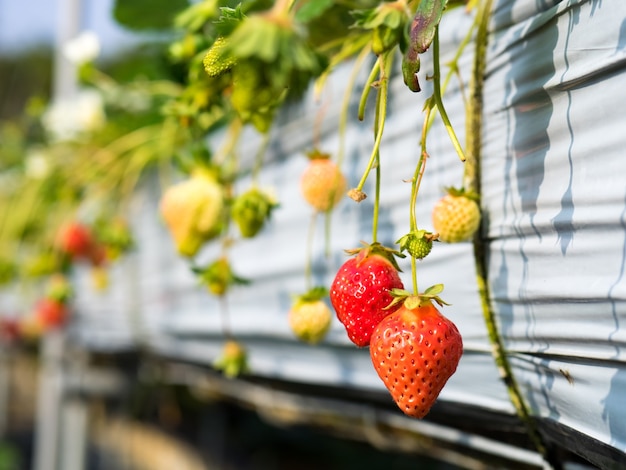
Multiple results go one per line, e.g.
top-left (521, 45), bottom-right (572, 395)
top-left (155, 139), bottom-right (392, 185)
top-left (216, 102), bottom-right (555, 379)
top-left (305, 148), bottom-right (332, 161)
top-left (347, 188), bottom-right (367, 202)
top-left (445, 186), bottom-right (479, 202)
top-left (190, 165), bottom-right (220, 183)
top-left (344, 241), bottom-right (405, 272)
top-left (387, 283), bottom-right (450, 310)
top-left (294, 286), bottom-right (329, 304)
top-left (192, 257), bottom-right (250, 297)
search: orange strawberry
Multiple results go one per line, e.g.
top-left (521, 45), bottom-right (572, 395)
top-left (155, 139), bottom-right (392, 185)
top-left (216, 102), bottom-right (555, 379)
top-left (300, 150), bottom-right (347, 212)
top-left (370, 286), bottom-right (463, 418)
top-left (432, 188), bottom-right (480, 243)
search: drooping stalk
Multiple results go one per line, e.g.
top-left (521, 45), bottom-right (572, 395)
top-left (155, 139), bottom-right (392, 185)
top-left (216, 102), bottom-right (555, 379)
top-left (432, 27), bottom-right (466, 163)
top-left (252, 131), bottom-right (271, 185)
top-left (352, 52), bottom-right (393, 201)
top-left (304, 211), bottom-right (318, 290)
top-left (407, 103), bottom-right (435, 295)
top-left (371, 52), bottom-right (393, 242)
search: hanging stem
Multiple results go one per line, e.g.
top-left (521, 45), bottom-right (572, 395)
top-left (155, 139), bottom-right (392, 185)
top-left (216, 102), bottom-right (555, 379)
top-left (352, 52), bottom-right (393, 200)
top-left (337, 46), bottom-right (371, 167)
top-left (465, 0), bottom-right (551, 462)
top-left (371, 52), bottom-right (393, 241)
top-left (252, 131), bottom-right (271, 185)
top-left (304, 211), bottom-right (318, 290)
top-left (432, 27), bottom-right (466, 163)
top-left (214, 118), bottom-right (243, 167)
top-left (219, 296), bottom-right (232, 339)
top-left (358, 59), bottom-right (380, 122)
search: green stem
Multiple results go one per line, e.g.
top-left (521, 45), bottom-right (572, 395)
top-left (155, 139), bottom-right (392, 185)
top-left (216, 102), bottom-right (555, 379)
top-left (354, 53), bottom-right (392, 196)
top-left (466, 0), bottom-right (550, 461)
top-left (424, 14), bottom-right (478, 135)
top-left (432, 27), bottom-right (466, 163)
top-left (337, 46), bottom-right (371, 167)
top-left (372, 158), bottom-right (381, 243)
top-left (407, 103), bottom-right (434, 295)
top-left (215, 118), bottom-right (243, 168)
top-left (370, 52), bottom-right (393, 242)
top-left (358, 59), bottom-right (380, 122)
top-left (304, 211), bottom-right (318, 290)
top-left (252, 131), bottom-right (271, 185)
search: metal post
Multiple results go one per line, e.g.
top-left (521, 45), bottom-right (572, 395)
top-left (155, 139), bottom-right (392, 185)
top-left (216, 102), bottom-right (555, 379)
top-left (32, 331), bottom-right (65, 470)
top-left (52, 0), bottom-right (81, 102)
top-left (59, 397), bottom-right (88, 470)
top-left (33, 1), bottom-right (82, 468)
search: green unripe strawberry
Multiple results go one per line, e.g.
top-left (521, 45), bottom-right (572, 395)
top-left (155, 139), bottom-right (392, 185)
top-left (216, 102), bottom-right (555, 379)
top-left (432, 188), bottom-right (481, 243)
top-left (231, 187), bottom-right (278, 238)
top-left (231, 62), bottom-right (281, 133)
top-left (45, 274), bottom-right (73, 303)
top-left (288, 287), bottom-right (332, 345)
top-left (214, 340), bottom-right (248, 378)
top-left (203, 37), bottom-right (236, 77)
top-left (396, 230), bottom-right (438, 260)
top-left (193, 257), bottom-right (249, 297)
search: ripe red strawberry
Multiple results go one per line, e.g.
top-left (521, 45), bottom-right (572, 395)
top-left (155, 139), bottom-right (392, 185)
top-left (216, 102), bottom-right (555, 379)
top-left (56, 222), bottom-right (93, 259)
top-left (370, 287), bottom-right (463, 418)
top-left (300, 150), bottom-right (347, 212)
top-left (288, 287), bottom-right (332, 344)
top-left (35, 298), bottom-right (69, 329)
top-left (330, 243), bottom-right (404, 347)
top-left (432, 188), bottom-right (480, 243)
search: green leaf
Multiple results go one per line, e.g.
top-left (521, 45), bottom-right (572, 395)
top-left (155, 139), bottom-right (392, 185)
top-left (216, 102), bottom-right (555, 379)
top-left (114, 0), bottom-right (190, 31)
top-left (423, 284), bottom-right (445, 296)
top-left (295, 0), bottom-right (335, 22)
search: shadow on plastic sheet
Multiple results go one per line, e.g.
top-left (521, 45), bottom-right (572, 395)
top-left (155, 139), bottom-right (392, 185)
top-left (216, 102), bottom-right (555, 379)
top-left (601, 186), bottom-right (626, 451)
top-left (493, 0), bottom-right (558, 363)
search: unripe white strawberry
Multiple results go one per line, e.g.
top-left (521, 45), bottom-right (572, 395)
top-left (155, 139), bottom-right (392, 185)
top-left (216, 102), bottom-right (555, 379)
top-left (432, 189), bottom-right (480, 243)
top-left (159, 168), bottom-right (224, 257)
top-left (288, 287), bottom-right (332, 344)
